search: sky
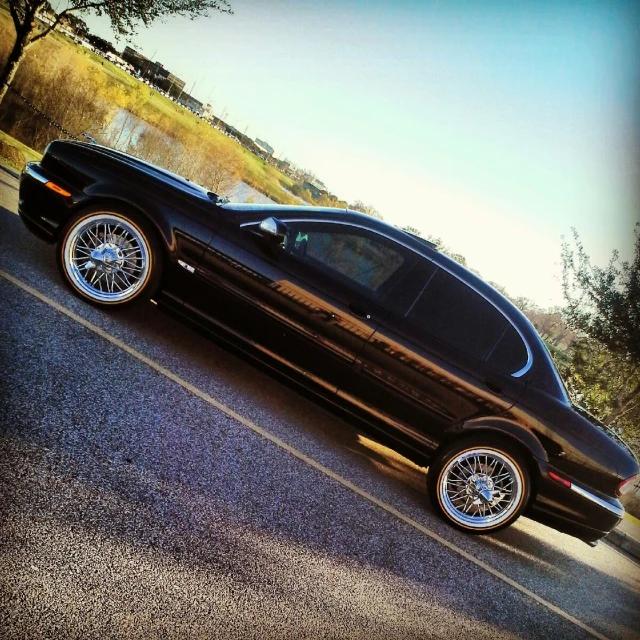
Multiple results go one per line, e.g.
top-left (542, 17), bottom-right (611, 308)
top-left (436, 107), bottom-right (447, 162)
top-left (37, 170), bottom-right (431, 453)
top-left (79, 0), bottom-right (640, 308)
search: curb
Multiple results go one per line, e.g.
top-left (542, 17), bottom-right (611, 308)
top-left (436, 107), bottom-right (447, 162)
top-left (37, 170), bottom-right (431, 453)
top-left (0, 164), bottom-right (20, 179)
top-left (606, 528), bottom-right (640, 560)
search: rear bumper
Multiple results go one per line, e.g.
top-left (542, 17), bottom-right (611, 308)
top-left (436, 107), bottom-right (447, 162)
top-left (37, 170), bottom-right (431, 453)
top-left (529, 465), bottom-right (624, 544)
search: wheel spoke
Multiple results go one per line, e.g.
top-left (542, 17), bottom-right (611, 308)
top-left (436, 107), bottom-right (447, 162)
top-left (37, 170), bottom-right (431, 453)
top-left (122, 263), bottom-right (143, 272)
top-left (86, 227), bottom-right (101, 246)
top-left (113, 270), bottom-right (130, 290)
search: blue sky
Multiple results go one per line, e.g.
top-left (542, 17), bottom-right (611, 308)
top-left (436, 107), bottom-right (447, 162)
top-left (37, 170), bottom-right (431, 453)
top-left (80, 0), bottom-right (640, 307)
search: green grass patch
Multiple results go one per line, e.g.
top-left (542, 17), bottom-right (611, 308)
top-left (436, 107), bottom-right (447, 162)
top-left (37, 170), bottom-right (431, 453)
top-left (0, 130), bottom-right (42, 171)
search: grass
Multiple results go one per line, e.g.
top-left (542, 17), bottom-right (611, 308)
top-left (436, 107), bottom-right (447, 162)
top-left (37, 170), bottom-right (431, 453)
top-left (0, 129), bottom-right (41, 172)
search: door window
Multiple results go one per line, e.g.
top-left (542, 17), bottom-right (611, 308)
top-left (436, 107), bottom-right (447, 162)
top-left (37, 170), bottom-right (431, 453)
top-left (407, 269), bottom-right (508, 361)
top-left (283, 223), bottom-right (412, 296)
top-left (405, 267), bottom-right (529, 373)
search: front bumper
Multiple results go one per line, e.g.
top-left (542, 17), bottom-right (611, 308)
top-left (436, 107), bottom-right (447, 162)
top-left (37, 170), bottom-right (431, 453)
top-left (18, 162), bottom-right (75, 242)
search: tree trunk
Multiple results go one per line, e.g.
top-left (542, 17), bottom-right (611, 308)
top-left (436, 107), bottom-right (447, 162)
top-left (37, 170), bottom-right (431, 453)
top-left (0, 4), bottom-right (42, 108)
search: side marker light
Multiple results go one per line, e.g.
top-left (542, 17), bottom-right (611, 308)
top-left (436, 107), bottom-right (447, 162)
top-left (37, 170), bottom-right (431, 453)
top-left (45, 181), bottom-right (71, 197)
top-left (549, 471), bottom-right (572, 488)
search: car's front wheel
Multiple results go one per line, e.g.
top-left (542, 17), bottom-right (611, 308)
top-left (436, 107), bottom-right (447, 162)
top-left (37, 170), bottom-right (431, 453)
top-left (57, 206), bottom-right (162, 307)
top-left (428, 438), bottom-right (530, 534)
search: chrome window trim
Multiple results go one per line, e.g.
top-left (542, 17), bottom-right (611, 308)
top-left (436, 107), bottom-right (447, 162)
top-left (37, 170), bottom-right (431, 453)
top-left (24, 163), bottom-right (49, 185)
top-left (570, 483), bottom-right (625, 519)
top-left (241, 217), bottom-right (534, 377)
top-left (550, 359), bottom-right (571, 404)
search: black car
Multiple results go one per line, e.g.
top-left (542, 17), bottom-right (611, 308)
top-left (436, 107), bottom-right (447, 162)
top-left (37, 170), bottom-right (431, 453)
top-left (18, 140), bottom-right (639, 545)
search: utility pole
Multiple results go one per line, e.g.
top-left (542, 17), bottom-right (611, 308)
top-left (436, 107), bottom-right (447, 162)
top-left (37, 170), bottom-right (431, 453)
top-left (143, 48), bottom-right (157, 79)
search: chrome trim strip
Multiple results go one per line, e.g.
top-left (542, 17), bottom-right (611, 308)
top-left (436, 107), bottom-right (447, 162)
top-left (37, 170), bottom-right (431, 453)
top-left (178, 260), bottom-right (195, 274)
top-left (550, 360), bottom-right (571, 403)
top-left (24, 163), bottom-right (49, 185)
top-left (241, 217), bottom-right (534, 377)
top-left (570, 483), bottom-right (625, 518)
top-left (39, 216), bottom-right (60, 228)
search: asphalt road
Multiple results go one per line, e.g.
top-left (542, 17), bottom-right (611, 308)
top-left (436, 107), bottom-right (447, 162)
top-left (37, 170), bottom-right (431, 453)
top-left (1, 169), bottom-right (639, 640)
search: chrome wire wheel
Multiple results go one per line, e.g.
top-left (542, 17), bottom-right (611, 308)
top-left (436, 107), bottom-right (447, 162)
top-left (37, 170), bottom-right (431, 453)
top-left (437, 447), bottom-right (524, 530)
top-left (62, 213), bottom-right (151, 304)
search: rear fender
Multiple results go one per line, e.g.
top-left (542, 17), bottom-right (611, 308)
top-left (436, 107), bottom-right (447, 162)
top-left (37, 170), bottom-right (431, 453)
top-left (439, 417), bottom-right (548, 488)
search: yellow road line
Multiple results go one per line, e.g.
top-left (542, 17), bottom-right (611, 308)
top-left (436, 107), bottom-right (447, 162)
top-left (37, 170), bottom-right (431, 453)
top-left (0, 267), bottom-right (611, 640)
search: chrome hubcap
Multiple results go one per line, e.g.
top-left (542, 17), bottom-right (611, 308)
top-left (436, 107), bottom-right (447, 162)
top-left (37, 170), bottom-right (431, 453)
top-left (64, 214), bottom-right (150, 303)
top-left (439, 448), bottom-right (523, 529)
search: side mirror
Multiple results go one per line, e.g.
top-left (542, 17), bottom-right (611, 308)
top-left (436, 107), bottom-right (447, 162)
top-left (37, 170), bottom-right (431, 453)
top-left (258, 216), bottom-right (288, 246)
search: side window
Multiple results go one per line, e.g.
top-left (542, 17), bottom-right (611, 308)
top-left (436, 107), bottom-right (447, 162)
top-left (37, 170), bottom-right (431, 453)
top-left (385, 257), bottom-right (438, 316)
top-left (406, 269), bottom-right (507, 361)
top-left (284, 223), bottom-right (410, 295)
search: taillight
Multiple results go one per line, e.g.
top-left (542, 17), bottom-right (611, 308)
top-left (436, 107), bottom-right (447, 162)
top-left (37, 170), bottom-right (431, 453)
top-left (617, 473), bottom-right (639, 497)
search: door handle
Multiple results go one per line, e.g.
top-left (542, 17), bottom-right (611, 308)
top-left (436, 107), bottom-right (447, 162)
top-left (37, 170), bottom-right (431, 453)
top-left (485, 380), bottom-right (504, 396)
top-left (348, 304), bottom-right (371, 320)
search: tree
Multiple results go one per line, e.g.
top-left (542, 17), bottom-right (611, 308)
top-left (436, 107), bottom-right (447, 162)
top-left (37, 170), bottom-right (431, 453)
top-left (350, 200), bottom-right (383, 220)
top-left (63, 12), bottom-right (89, 37)
top-left (1, 0), bottom-right (232, 105)
top-left (400, 225), bottom-right (423, 238)
top-left (561, 224), bottom-right (640, 426)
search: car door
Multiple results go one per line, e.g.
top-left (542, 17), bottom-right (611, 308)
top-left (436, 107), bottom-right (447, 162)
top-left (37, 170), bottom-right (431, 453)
top-left (192, 215), bottom-right (418, 393)
top-left (338, 257), bottom-right (529, 454)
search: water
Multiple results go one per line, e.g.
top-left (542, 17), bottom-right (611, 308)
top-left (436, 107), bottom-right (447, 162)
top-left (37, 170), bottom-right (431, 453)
top-left (229, 182), bottom-right (276, 204)
top-left (101, 108), bottom-right (276, 204)
top-left (101, 108), bottom-right (176, 151)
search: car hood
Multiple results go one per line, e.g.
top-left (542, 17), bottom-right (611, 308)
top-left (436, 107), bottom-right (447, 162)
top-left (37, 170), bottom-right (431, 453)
top-left (75, 142), bottom-right (219, 202)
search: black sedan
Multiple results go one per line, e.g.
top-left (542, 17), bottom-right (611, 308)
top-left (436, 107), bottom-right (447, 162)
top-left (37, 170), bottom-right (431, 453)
top-left (18, 140), bottom-right (639, 545)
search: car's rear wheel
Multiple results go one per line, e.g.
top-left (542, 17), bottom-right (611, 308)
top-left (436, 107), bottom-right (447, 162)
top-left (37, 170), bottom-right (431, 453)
top-left (57, 206), bottom-right (161, 307)
top-left (428, 438), bottom-right (530, 534)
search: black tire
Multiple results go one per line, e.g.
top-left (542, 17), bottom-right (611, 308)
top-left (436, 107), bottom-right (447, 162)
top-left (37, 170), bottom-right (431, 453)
top-left (56, 204), bottom-right (162, 308)
top-left (427, 437), bottom-right (531, 534)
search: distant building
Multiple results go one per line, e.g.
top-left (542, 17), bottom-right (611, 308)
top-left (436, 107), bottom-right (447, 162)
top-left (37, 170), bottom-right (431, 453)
top-left (303, 181), bottom-right (330, 201)
top-left (166, 72), bottom-right (186, 94)
top-left (178, 94), bottom-right (203, 115)
top-left (121, 47), bottom-right (186, 94)
top-left (202, 104), bottom-right (217, 123)
top-left (255, 138), bottom-right (274, 157)
top-left (122, 46), bottom-right (148, 74)
top-left (104, 51), bottom-right (127, 67)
